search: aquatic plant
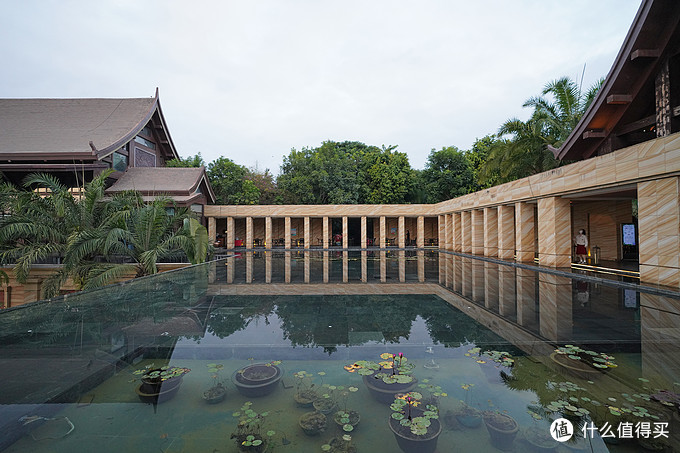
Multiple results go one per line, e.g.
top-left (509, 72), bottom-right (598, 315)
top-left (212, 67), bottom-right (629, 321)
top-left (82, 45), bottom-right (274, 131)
top-left (344, 352), bottom-right (415, 384)
top-left (293, 371), bottom-right (319, 406)
top-left (231, 401), bottom-right (275, 451)
top-left (390, 391), bottom-right (440, 436)
top-left (132, 364), bottom-right (191, 383)
top-left (203, 363), bottom-right (226, 403)
top-left (554, 345), bottom-right (617, 370)
top-left (465, 347), bottom-right (515, 367)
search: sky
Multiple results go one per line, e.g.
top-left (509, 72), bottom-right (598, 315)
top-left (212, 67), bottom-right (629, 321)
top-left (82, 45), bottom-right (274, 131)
top-left (0, 0), bottom-right (642, 174)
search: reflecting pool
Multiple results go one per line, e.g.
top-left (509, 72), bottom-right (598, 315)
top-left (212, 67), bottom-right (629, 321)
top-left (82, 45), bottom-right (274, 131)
top-left (0, 251), bottom-right (679, 453)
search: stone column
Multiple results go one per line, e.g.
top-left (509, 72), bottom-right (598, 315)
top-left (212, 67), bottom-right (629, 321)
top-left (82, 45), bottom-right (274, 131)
top-left (398, 216), bottom-right (405, 248)
top-left (361, 251), bottom-right (367, 282)
top-left (285, 217), bottom-right (291, 249)
top-left (471, 209), bottom-right (484, 255)
top-left (343, 251), bottom-right (349, 283)
top-left (323, 217), bottom-right (329, 248)
top-left (208, 217), bottom-right (216, 244)
top-left (361, 216), bottom-right (367, 248)
top-left (484, 207), bottom-right (498, 257)
top-left (399, 251), bottom-right (406, 282)
top-left (380, 216), bottom-right (386, 248)
top-left (484, 262), bottom-right (499, 312)
top-left (265, 217), bottom-right (272, 249)
top-left (461, 211), bottom-right (472, 253)
top-left (461, 256), bottom-right (471, 297)
top-left (498, 265), bottom-right (516, 317)
top-left (516, 267), bottom-right (536, 328)
top-left (453, 212), bottom-right (462, 252)
top-left (417, 216), bottom-right (425, 248)
top-left (227, 256), bottom-right (234, 283)
top-left (538, 274), bottom-right (573, 341)
top-left (323, 251), bottom-right (329, 283)
top-left (515, 202), bottom-right (535, 262)
top-left (498, 205), bottom-right (516, 260)
top-left (227, 217), bottom-right (234, 250)
top-left (265, 252), bottom-right (271, 283)
top-left (438, 215), bottom-right (445, 250)
top-left (537, 197), bottom-right (572, 267)
top-left (380, 251), bottom-right (387, 282)
top-left (638, 177), bottom-right (680, 287)
top-left (343, 216), bottom-right (348, 248)
top-left (418, 250), bottom-right (425, 282)
top-left (445, 214), bottom-right (453, 251)
top-left (454, 254), bottom-right (462, 293)
top-left (471, 259), bottom-right (485, 302)
top-left (285, 253), bottom-right (291, 283)
top-left (246, 217), bottom-right (253, 249)
top-left (304, 217), bottom-right (310, 249)
top-left (304, 253), bottom-right (310, 283)
top-left (246, 252), bottom-right (253, 283)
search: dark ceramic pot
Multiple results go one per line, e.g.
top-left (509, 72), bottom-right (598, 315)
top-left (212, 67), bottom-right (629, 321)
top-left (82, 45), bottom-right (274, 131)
top-left (232, 364), bottom-right (283, 397)
top-left (483, 412), bottom-right (519, 451)
top-left (363, 374), bottom-right (417, 404)
top-left (136, 377), bottom-right (183, 404)
top-left (388, 409), bottom-right (441, 453)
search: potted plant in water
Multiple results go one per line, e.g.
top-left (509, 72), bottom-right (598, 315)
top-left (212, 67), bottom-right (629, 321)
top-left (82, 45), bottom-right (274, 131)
top-left (203, 363), bottom-right (226, 404)
top-left (321, 434), bottom-right (357, 453)
top-left (483, 410), bottom-right (519, 451)
top-left (230, 401), bottom-right (276, 452)
top-left (299, 410), bottom-right (327, 436)
top-left (550, 345), bottom-right (617, 379)
top-left (333, 386), bottom-right (360, 433)
top-left (455, 383), bottom-right (482, 428)
top-left (293, 370), bottom-right (319, 407)
top-left (344, 352), bottom-right (417, 403)
top-left (233, 360), bottom-right (283, 397)
top-left (313, 384), bottom-right (339, 414)
top-left (133, 363), bottom-right (191, 404)
top-left (389, 391), bottom-right (442, 453)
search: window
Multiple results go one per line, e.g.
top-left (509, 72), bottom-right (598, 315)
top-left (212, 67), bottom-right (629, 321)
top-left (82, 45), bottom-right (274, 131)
top-left (190, 204), bottom-right (203, 214)
top-left (134, 135), bottom-right (156, 150)
top-left (113, 152), bottom-right (127, 172)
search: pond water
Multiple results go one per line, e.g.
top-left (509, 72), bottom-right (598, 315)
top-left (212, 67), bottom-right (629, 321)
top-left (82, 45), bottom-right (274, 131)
top-left (0, 251), bottom-right (679, 453)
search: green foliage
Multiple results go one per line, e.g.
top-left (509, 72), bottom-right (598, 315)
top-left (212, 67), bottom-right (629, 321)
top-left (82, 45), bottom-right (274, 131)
top-left (207, 157), bottom-right (260, 205)
top-left (166, 153), bottom-right (205, 168)
top-left (421, 146), bottom-right (475, 203)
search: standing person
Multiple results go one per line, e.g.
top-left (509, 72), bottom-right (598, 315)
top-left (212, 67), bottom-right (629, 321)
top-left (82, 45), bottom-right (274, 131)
top-left (574, 229), bottom-right (588, 264)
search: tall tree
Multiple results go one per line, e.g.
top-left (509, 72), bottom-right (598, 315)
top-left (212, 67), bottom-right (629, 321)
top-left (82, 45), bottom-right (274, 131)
top-left (207, 157), bottom-right (259, 205)
top-left (421, 146), bottom-right (475, 203)
top-left (357, 145), bottom-right (415, 204)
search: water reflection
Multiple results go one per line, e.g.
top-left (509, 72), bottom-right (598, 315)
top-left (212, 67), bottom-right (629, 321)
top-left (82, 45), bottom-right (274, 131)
top-left (0, 251), bottom-right (679, 453)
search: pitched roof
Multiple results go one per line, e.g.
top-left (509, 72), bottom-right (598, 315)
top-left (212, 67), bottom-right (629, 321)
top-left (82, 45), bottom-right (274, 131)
top-left (0, 90), bottom-right (178, 161)
top-left (553, 0), bottom-right (680, 161)
top-left (105, 166), bottom-right (216, 204)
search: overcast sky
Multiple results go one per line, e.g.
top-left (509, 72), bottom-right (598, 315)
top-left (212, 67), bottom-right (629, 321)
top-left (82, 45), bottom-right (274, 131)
top-left (1, 1), bottom-right (641, 174)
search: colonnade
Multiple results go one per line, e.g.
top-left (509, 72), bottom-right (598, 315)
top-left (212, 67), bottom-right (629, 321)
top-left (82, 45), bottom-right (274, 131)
top-left (437, 198), bottom-right (571, 267)
top-left (208, 214), bottom-right (437, 249)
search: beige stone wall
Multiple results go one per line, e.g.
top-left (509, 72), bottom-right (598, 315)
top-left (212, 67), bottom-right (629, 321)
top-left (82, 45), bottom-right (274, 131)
top-left (571, 200), bottom-right (633, 262)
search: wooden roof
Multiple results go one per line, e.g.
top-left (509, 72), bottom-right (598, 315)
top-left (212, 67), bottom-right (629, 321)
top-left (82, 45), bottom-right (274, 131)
top-left (553, 0), bottom-right (680, 161)
top-left (0, 89), bottom-right (179, 162)
top-left (105, 166), bottom-right (216, 204)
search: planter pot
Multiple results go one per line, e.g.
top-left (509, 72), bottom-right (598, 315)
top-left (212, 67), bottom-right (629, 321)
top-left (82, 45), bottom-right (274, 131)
top-left (294, 390), bottom-right (317, 408)
top-left (363, 374), bottom-right (418, 404)
top-left (549, 353), bottom-right (602, 380)
top-left (524, 426), bottom-right (558, 452)
top-left (313, 398), bottom-right (337, 415)
top-left (232, 364), bottom-right (283, 397)
top-left (483, 412), bottom-right (519, 451)
top-left (136, 377), bottom-right (182, 404)
top-left (388, 410), bottom-right (441, 453)
top-left (456, 411), bottom-right (482, 428)
top-left (299, 411), bottom-right (327, 436)
top-left (333, 410), bottom-right (360, 432)
top-left (202, 383), bottom-right (226, 404)
top-left (327, 436), bottom-right (357, 453)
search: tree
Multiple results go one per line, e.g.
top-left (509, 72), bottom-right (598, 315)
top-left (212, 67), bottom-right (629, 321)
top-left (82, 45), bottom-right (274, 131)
top-left (357, 145), bottom-right (415, 204)
top-left (244, 167), bottom-right (281, 204)
top-left (421, 146), bottom-right (475, 203)
top-left (466, 135), bottom-right (500, 190)
top-left (207, 157), bottom-right (260, 205)
top-left (482, 75), bottom-right (604, 184)
top-left (166, 153), bottom-right (205, 168)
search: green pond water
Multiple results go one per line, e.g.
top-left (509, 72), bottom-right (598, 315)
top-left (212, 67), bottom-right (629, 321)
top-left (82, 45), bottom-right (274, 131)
top-left (0, 251), bottom-right (679, 453)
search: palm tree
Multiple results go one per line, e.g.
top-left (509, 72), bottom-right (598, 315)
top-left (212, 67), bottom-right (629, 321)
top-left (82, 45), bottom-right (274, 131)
top-left (65, 197), bottom-right (207, 291)
top-left (480, 76), bottom-right (603, 185)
